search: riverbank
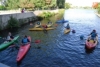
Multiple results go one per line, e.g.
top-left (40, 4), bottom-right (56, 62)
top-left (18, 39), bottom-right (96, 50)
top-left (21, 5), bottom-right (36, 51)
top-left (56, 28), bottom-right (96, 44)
top-left (0, 9), bottom-right (59, 16)
top-left (33, 9), bottom-right (59, 16)
top-left (0, 9), bottom-right (65, 31)
top-left (96, 13), bottom-right (100, 17)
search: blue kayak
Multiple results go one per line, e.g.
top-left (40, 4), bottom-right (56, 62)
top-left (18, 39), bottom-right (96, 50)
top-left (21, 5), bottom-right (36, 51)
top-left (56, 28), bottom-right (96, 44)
top-left (56, 19), bottom-right (69, 23)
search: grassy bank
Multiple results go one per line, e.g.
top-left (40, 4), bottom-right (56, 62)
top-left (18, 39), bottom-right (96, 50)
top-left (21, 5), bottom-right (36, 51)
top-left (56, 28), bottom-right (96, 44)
top-left (39, 9), bottom-right (65, 24)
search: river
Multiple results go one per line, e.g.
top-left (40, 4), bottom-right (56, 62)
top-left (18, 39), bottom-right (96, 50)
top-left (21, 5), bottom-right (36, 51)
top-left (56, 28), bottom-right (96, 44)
top-left (0, 9), bottom-right (100, 67)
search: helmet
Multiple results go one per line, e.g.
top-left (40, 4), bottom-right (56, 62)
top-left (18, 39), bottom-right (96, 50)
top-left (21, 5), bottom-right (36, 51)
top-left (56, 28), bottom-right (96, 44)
top-left (93, 29), bottom-right (96, 32)
top-left (72, 30), bottom-right (76, 33)
top-left (8, 32), bottom-right (11, 35)
top-left (25, 35), bottom-right (27, 38)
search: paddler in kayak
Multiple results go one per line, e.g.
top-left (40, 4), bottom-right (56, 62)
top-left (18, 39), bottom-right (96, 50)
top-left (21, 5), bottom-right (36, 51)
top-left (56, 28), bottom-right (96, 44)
top-left (22, 35), bottom-right (30, 45)
top-left (48, 20), bottom-right (52, 25)
top-left (42, 24), bottom-right (48, 33)
top-left (65, 23), bottom-right (70, 29)
top-left (88, 30), bottom-right (97, 42)
top-left (37, 21), bottom-right (41, 25)
top-left (36, 21), bottom-right (41, 27)
top-left (6, 32), bottom-right (14, 41)
top-left (4, 32), bottom-right (14, 43)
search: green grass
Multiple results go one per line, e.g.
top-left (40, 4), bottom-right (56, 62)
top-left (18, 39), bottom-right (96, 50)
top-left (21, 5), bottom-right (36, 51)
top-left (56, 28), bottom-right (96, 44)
top-left (41, 9), bottom-right (65, 24)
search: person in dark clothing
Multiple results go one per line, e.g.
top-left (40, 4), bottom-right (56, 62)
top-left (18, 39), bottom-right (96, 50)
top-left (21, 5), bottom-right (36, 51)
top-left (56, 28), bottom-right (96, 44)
top-left (4, 32), bottom-right (14, 43)
top-left (65, 23), bottom-right (70, 29)
top-left (89, 30), bottom-right (97, 40)
top-left (48, 21), bottom-right (52, 25)
top-left (22, 35), bottom-right (30, 45)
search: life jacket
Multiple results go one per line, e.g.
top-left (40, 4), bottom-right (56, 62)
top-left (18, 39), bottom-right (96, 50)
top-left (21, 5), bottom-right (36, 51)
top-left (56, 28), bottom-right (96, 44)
top-left (91, 32), bottom-right (97, 38)
top-left (22, 38), bottom-right (28, 43)
top-left (43, 25), bottom-right (47, 28)
top-left (7, 36), bottom-right (11, 40)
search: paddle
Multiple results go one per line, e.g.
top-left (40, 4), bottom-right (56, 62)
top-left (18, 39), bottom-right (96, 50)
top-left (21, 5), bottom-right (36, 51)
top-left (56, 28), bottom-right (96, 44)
top-left (32, 40), bottom-right (41, 43)
top-left (9, 40), bottom-right (41, 48)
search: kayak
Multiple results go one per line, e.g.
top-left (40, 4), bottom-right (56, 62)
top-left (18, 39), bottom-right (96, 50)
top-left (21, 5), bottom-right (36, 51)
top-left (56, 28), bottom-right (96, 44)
top-left (0, 36), bottom-right (19, 51)
top-left (29, 27), bottom-right (55, 31)
top-left (16, 36), bottom-right (31, 62)
top-left (56, 20), bottom-right (69, 23)
top-left (64, 29), bottom-right (70, 34)
top-left (85, 36), bottom-right (98, 49)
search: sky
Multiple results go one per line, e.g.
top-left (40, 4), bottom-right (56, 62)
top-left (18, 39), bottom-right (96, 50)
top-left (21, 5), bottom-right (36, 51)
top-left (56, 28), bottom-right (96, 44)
top-left (65, 0), bottom-right (100, 7)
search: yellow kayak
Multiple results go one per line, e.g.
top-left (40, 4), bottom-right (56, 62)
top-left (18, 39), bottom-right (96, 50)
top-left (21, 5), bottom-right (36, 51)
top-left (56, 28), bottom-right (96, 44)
top-left (64, 29), bottom-right (70, 34)
top-left (29, 27), bottom-right (55, 31)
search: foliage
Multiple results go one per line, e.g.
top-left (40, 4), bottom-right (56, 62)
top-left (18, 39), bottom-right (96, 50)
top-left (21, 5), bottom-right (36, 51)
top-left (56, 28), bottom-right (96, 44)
top-left (0, 5), bottom-right (6, 10)
top-left (97, 3), bottom-right (100, 14)
top-left (5, 0), bottom-right (57, 10)
top-left (92, 2), bottom-right (98, 9)
top-left (39, 11), bottom-right (56, 20)
top-left (36, 16), bottom-right (43, 21)
top-left (65, 3), bottom-right (71, 9)
top-left (5, 0), bottom-right (20, 9)
top-left (41, 9), bottom-right (65, 24)
top-left (57, 0), bottom-right (65, 8)
top-left (7, 16), bottom-right (20, 29)
top-left (19, 0), bottom-right (34, 9)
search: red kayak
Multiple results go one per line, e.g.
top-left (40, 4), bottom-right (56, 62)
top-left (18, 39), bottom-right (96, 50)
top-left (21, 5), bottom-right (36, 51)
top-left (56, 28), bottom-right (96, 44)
top-left (16, 36), bottom-right (31, 62)
top-left (85, 36), bottom-right (98, 49)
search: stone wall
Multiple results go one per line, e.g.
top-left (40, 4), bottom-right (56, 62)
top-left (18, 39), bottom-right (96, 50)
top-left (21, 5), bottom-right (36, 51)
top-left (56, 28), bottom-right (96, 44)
top-left (0, 12), bottom-right (37, 30)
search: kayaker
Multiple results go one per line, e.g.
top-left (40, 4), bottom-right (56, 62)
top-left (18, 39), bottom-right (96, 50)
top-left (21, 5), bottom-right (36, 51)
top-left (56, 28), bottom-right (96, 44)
top-left (80, 35), bottom-right (84, 40)
top-left (6, 32), bottom-right (14, 42)
top-left (42, 25), bottom-right (48, 33)
top-left (22, 35), bottom-right (30, 45)
top-left (72, 30), bottom-right (76, 33)
top-left (48, 21), bottom-right (52, 25)
top-left (37, 21), bottom-right (41, 25)
top-left (88, 30), bottom-right (97, 41)
top-left (43, 24), bottom-right (48, 29)
top-left (65, 23), bottom-right (70, 29)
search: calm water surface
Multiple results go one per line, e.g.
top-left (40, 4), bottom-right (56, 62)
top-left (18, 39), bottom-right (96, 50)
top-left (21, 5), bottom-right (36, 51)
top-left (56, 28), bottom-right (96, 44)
top-left (0, 9), bottom-right (100, 67)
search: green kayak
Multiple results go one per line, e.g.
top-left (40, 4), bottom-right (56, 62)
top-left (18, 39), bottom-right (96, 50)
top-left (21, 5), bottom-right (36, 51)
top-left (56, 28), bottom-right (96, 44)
top-left (0, 36), bottom-right (19, 51)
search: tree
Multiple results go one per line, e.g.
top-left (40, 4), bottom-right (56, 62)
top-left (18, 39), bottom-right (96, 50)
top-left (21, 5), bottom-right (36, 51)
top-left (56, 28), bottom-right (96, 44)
top-left (5, 0), bottom-right (20, 9)
top-left (92, 2), bottom-right (98, 9)
top-left (97, 3), bottom-right (100, 14)
top-left (57, 0), bottom-right (65, 8)
top-left (65, 2), bottom-right (71, 9)
top-left (19, 0), bottom-right (34, 9)
top-left (5, 0), bottom-right (57, 10)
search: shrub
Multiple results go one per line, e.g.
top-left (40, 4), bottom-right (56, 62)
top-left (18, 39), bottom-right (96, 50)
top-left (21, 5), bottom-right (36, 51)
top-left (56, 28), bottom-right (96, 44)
top-left (0, 5), bottom-right (6, 10)
top-left (7, 16), bottom-right (20, 29)
top-left (37, 16), bottom-right (43, 21)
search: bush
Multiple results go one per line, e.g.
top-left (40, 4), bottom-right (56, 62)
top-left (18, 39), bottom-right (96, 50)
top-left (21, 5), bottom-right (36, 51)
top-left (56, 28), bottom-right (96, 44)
top-left (0, 6), bottom-right (6, 10)
top-left (39, 11), bottom-right (56, 20)
top-left (7, 16), bottom-right (20, 29)
top-left (37, 16), bottom-right (43, 21)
